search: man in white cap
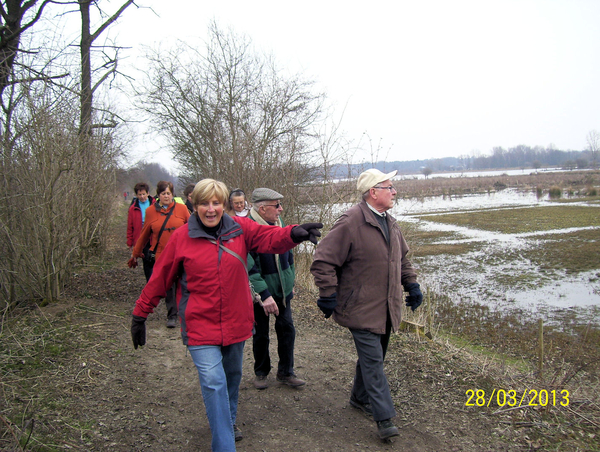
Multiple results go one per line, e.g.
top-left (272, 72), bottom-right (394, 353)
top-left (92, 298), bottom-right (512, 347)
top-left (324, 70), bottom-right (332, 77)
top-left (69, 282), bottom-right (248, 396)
top-left (310, 168), bottom-right (423, 440)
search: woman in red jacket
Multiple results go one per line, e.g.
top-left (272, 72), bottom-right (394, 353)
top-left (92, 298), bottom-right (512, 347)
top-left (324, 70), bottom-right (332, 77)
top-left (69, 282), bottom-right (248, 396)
top-left (126, 182), bottom-right (155, 281)
top-left (130, 179), bottom-right (322, 452)
top-left (132, 181), bottom-right (190, 328)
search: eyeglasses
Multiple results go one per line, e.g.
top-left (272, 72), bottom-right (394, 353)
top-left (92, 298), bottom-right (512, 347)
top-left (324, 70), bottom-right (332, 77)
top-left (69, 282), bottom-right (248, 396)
top-left (373, 185), bottom-right (396, 191)
top-left (263, 202), bottom-right (283, 209)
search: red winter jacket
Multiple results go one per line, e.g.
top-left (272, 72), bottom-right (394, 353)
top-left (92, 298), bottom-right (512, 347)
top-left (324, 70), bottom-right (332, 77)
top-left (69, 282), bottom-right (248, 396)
top-left (126, 197), bottom-right (156, 248)
top-left (133, 213), bottom-right (298, 346)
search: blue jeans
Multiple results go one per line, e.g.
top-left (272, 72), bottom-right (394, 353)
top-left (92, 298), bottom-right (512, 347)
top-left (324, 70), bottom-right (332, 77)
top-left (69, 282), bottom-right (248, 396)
top-left (188, 341), bottom-right (245, 452)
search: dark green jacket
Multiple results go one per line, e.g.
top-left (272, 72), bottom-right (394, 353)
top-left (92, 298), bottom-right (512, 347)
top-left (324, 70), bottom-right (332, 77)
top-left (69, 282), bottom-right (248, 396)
top-left (247, 211), bottom-right (295, 305)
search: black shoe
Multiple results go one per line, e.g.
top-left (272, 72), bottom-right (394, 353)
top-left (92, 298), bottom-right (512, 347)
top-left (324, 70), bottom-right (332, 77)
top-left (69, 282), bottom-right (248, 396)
top-left (166, 317), bottom-right (177, 328)
top-left (377, 419), bottom-right (399, 439)
top-left (234, 424), bottom-right (243, 442)
top-left (349, 395), bottom-right (373, 416)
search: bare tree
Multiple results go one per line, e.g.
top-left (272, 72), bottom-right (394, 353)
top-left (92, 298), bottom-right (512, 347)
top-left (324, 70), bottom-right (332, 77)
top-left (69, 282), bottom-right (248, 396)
top-left (78, 0), bottom-right (135, 137)
top-left (421, 167), bottom-right (433, 178)
top-left (0, 1), bottom-right (134, 312)
top-left (136, 22), bottom-right (324, 213)
top-left (586, 129), bottom-right (599, 168)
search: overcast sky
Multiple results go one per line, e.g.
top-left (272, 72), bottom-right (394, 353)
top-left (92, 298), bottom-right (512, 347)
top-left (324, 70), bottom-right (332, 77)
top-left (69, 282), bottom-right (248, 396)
top-left (110, 0), bottom-right (600, 168)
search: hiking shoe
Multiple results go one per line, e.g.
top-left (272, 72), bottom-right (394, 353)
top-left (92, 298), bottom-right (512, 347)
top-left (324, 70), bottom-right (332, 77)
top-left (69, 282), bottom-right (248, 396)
top-left (377, 419), bottom-right (399, 439)
top-left (276, 373), bottom-right (306, 387)
top-left (254, 375), bottom-right (268, 390)
top-left (233, 424), bottom-right (243, 442)
top-left (349, 395), bottom-right (373, 416)
top-left (166, 317), bottom-right (177, 328)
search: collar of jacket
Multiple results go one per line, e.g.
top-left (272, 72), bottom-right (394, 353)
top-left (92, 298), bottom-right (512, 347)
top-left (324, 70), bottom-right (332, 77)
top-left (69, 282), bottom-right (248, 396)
top-left (188, 212), bottom-right (243, 241)
top-left (132, 196), bottom-right (155, 209)
top-left (155, 201), bottom-right (174, 212)
top-left (248, 207), bottom-right (283, 228)
top-left (358, 200), bottom-right (395, 228)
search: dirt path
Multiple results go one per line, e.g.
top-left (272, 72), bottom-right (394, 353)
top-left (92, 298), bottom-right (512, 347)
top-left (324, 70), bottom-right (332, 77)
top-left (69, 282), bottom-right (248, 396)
top-left (51, 235), bottom-right (531, 452)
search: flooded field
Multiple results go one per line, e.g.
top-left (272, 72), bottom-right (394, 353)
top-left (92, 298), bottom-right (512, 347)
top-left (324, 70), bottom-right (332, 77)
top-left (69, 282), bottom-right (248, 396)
top-left (392, 188), bottom-right (600, 324)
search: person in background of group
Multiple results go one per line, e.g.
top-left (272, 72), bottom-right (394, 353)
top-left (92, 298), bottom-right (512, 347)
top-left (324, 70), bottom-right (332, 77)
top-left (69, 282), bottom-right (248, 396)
top-left (247, 188), bottom-right (305, 389)
top-left (131, 181), bottom-right (190, 328)
top-left (127, 183), bottom-right (156, 282)
top-left (228, 189), bottom-right (250, 217)
top-left (310, 168), bottom-right (423, 441)
top-left (183, 182), bottom-right (196, 214)
top-left (130, 178), bottom-right (322, 451)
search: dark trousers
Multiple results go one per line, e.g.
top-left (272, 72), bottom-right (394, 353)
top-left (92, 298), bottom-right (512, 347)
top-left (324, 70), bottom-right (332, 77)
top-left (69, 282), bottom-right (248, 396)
top-left (253, 296), bottom-right (296, 377)
top-left (350, 315), bottom-right (396, 422)
top-left (142, 242), bottom-right (153, 282)
top-left (147, 256), bottom-right (178, 321)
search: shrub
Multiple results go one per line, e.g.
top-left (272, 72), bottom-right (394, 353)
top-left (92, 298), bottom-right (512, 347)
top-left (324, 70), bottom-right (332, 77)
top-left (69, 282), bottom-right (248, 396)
top-left (549, 186), bottom-right (562, 199)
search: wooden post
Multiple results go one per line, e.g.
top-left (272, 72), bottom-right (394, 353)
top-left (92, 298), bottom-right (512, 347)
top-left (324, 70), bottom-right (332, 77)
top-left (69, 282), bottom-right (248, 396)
top-left (538, 318), bottom-right (544, 378)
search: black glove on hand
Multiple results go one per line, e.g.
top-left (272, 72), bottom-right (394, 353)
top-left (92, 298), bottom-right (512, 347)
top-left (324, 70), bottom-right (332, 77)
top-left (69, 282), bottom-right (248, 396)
top-left (404, 282), bottom-right (423, 311)
top-left (317, 293), bottom-right (337, 318)
top-left (291, 222), bottom-right (324, 245)
top-left (131, 315), bottom-right (147, 349)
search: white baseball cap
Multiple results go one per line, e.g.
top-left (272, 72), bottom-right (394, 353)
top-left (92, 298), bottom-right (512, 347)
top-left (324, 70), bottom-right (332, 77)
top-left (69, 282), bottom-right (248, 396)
top-left (357, 168), bottom-right (398, 194)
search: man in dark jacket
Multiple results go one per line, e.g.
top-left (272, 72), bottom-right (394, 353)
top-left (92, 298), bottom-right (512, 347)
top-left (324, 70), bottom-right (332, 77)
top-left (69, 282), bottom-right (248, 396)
top-left (247, 187), bottom-right (306, 390)
top-left (310, 169), bottom-right (423, 440)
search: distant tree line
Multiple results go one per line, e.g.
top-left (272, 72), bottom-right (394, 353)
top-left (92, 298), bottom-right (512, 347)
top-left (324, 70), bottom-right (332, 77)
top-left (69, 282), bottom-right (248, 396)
top-left (328, 146), bottom-right (595, 179)
top-left (117, 161), bottom-right (178, 197)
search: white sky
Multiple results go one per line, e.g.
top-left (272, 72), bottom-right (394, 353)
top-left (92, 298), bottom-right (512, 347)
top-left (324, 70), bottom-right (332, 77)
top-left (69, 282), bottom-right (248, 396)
top-left (108, 0), bottom-right (600, 168)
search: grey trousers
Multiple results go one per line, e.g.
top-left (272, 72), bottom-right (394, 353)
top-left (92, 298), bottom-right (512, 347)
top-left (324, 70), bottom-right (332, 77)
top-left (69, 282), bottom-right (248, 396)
top-left (349, 317), bottom-right (396, 421)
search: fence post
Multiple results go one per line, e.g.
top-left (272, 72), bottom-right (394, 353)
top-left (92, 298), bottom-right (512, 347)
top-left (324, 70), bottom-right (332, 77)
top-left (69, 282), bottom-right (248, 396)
top-left (538, 318), bottom-right (544, 378)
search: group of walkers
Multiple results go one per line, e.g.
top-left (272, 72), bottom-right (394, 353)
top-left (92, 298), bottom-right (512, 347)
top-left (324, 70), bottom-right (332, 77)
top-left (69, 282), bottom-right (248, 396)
top-left (125, 170), bottom-right (423, 452)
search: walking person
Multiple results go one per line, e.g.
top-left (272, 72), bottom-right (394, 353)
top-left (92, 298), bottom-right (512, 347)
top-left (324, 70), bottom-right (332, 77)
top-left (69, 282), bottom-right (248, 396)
top-left (130, 178), bottom-right (322, 451)
top-left (131, 181), bottom-right (190, 328)
top-left (126, 182), bottom-right (155, 282)
top-left (310, 168), bottom-right (423, 440)
top-left (247, 188), bottom-right (305, 390)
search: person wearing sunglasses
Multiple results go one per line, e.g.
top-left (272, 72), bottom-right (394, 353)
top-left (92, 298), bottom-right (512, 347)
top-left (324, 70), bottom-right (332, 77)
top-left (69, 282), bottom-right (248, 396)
top-left (310, 168), bottom-right (423, 441)
top-left (246, 187), bottom-right (306, 390)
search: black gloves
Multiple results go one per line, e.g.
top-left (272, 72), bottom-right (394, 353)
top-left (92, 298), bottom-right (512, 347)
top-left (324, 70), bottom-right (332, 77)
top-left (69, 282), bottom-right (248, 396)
top-left (291, 222), bottom-right (323, 245)
top-left (131, 315), bottom-right (147, 349)
top-left (317, 293), bottom-right (337, 318)
top-left (404, 283), bottom-right (423, 311)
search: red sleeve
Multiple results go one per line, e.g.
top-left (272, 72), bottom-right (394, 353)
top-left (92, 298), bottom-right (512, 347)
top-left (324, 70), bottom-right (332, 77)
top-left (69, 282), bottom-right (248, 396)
top-left (132, 228), bottom-right (183, 317)
top-left (126, 205), bottom-right (135, 247)
top-left (133, 217), bottom-right (152, 258)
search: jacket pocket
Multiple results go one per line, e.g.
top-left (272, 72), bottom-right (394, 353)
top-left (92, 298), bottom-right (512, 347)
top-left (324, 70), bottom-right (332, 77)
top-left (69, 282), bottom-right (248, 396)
top-left (340, 288), bottom-right (358, 314)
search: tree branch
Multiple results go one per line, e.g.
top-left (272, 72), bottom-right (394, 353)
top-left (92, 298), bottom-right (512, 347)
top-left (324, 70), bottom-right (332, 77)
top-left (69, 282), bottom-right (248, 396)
top-left (90, 0), bottom-right (136, 43)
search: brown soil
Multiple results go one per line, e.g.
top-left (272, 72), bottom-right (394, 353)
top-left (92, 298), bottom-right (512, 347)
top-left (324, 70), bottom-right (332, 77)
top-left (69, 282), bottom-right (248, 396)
top-left (45, 267), bottom-right (528, 452)
top-left (3, 208), bottom-right (561, 452)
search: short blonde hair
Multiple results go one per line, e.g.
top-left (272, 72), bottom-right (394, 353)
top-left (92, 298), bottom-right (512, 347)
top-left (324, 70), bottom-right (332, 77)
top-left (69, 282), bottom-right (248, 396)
top-left (191, 179), bottom-right (229, 207)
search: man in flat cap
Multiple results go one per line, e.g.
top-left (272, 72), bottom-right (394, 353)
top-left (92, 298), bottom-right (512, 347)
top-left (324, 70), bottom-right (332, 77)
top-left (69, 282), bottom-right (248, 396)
top-left (247, 188), bottom-right (306, 389)
top-left (310, 168), bottom-right (423, 440)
